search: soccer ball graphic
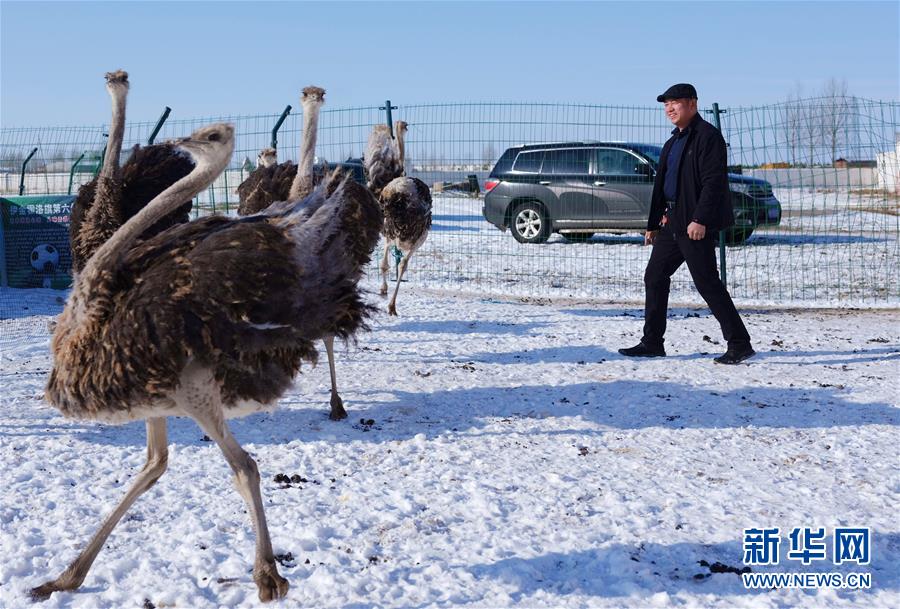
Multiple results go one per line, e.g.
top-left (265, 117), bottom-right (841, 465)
top-left (30, 243), bottom-right (60, 273)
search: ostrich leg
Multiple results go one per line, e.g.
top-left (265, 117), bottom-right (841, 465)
top-left (322, 335), bottom-right (347, 420)
top-left (379, 242), bottom-right (391, 296)
top-left (185, 382), bottom-right (287, 603)
top-left (30, 418), bottom-right (169, 601)
top-left (388, 252), bottom-right (412, 316)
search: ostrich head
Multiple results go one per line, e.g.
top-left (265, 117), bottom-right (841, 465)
top-left (301, 85), bottom-right (326, 108)
top-left (395, 121), bottom-right (408, 136)
top-left (105, 70), bottom-right (129, 96)
top-left (257, 147), bottom-right (277, 168)
top-left (174, 123), bottom-right (235, 171)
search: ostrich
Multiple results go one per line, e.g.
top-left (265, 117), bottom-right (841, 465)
top-left (257, 147), bottom-right (278, 168)
top-left (235, 86), bottom-right (327, 216)
top-left (30, 122), bottom-right (383, 603)
top-left (236, 87), bottom-right (353, 422)
top-left (364, 122), bottom-right (404, 200)
top-left (367, 121), bottom-right (433, 316)
top-left (69, 70), bottom-right (193, 275)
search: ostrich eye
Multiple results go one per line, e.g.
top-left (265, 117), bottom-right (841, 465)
top-left (208, 132), bottom-right (221, 142)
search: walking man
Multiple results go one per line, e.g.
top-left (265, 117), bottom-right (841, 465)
top-left (619, 83), bottom-right (755, 364)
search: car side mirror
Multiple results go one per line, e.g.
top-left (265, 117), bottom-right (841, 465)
top-left (636, 163), bottom-right (653, 177)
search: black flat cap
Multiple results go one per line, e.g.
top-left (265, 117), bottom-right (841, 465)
top-left (657, 83), bottom-right (698, 102)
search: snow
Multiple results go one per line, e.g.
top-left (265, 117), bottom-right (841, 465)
top-left (1, 285), bottom-right (898, 608)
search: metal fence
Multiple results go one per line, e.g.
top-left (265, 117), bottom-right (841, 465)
top-left (1, 97), bottom-right (898, 319)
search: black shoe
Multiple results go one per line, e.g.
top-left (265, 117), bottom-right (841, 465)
top-left (618, 342), bottom-right (666, 358)
top-left (714, 345), bottom-right (756, 365)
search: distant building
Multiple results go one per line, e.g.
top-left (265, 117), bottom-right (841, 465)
top-left (833, 158), bottom-right (877, 168)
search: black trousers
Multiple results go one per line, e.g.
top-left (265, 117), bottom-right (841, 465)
top-left (641, 227), bottom-right (751, 349)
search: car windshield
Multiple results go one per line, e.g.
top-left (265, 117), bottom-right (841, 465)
top-left (629, 144), bottom-right (662, 167)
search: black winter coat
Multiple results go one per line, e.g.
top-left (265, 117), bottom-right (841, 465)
top-left (647, 113), bottom-right (734, 233)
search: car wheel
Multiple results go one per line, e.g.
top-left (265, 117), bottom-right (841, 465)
top-left (510, 202), bottom-right (551, 244)
top-left (719, 227), bottom-right (754, 246)
top-left (564, 232), bottom-right (594, 243)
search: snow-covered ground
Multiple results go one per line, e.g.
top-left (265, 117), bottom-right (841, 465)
top-left (1, 286), bottom-right (898, 608)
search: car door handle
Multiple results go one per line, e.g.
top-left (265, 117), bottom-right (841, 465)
top-left (593, 181), bottom-right (607, 186)
top-left (539, 181), bottom-right (551, 185)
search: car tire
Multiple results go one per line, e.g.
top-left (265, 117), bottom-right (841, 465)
top-left (510, 202), bottom-right (551, 244)
top-left (564, 233), bottom-right (594, 243)
top-left (718, 227), bottom-right (754, 246)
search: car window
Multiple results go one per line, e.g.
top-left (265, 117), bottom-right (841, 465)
top-left (543, 148), bottom-right (591, 174)
top-left (513, 151), bottom-right (543, 173)
top-left (593, 149), bottom-right (645, 176)
top-left (629, 144), bottom-right (662, 166)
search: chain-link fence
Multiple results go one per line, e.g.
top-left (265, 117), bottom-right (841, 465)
top-left (1, 97), bottom-right (898, 321)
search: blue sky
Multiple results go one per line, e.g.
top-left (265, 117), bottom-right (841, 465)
top-left (1, 1), bottom-right (898, 127)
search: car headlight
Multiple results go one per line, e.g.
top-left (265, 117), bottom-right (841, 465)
top-left (729, 182), bottom-right (752, 195)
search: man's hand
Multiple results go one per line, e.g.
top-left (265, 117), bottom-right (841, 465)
top-left (644, 230), bottom-right (659, 245)
top-left (687, 221), bottom-right (706, 240)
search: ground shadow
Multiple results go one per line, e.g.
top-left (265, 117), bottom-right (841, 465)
top-left (387, 319), bottom-right (548, 335)
top-left (431, 223), bottom-right (482, 233)
top-left (432, 214), bottom-right (486, 223)
top-left (748, 233), bottom-right (886, 246)
top-left (27, 374), bottom-right (895, 450)
top-left (387, 532), bottom-right (898, 606)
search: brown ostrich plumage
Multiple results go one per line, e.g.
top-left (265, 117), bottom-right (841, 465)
top-left (235, 160), bottom-right (297, 215)
top-left (381, 176), bottom-right (433, 243)
top-left (69, 143), bottom-right (194, 273)
top-left (49, 177), bottom-right (381, 419)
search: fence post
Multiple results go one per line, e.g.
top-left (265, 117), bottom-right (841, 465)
top-left (18, 147), bottom-right (38, 196)
top-left (271, 105), bottom-right (292, 150)
top-left (0, 201), bottom-right (7, 287)
top-left (67, 152), bottom-right (86, 195)
top-left (706, 102), bottom-right (728, 285)
top-left (380, 100), bottom-right (398, 137)
top-left (147, 106), bottom-right (172, 145)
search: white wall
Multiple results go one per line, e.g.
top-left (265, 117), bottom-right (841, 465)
top-left (744, 168), bottom-right (879, 189)
top-left (875, 142), bottom-right (900, 193)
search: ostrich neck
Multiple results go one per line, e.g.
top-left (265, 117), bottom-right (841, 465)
top-left (100, 90), bottom-right (127, 179)
top-left (84, 88), bottom-right (128, 243)
top-left (289, 104), bottom-right (321, 200)
top-left (396, 130), bottom-right (406, 175)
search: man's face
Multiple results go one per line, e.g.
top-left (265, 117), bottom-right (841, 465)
top-left (664, 98), bottom-right (698, 128)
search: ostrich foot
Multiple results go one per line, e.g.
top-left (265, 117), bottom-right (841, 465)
top-left (329, 393), bottom-right (347, 421)
top-left (388, 302), bottom-right (398, 316)
top-left (30, 573), bottom-right (79, 602)
top-left (380, 285), bottom-right (388, 297)
top-left (254, 560), bottom-right (289, 602)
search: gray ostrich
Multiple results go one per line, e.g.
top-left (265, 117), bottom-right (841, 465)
top-left (236, 87), bottom-right (352, 421)
top-left (364, 122), bottom-right (404, 200)
top-left (30, 122), bottom-right (383, 603)
top-left (367, 121), bottom-right (433, 316)
top-left (69, 70), bottom-right (193, 275)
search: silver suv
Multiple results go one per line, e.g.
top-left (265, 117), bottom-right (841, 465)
top-left (482, 142), bottom-right (781, 245)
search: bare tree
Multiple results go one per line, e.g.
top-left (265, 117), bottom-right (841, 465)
top-left (784, 83), bottom-right (804, 166)
top-left (482, 143), bottom-right (496, 170)
top-left (821, 77), bottom-right (851, 165)
top-left (801, 92), bottom-right (822, 166)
